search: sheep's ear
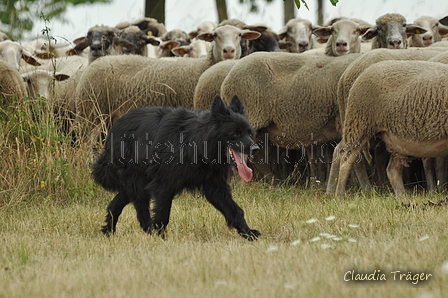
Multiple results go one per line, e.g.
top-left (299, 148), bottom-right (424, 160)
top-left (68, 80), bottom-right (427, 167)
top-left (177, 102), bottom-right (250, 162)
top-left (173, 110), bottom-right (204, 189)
top-left (114, 37), bottom-right (136, 49)
top-left (171, 46), bottom-right (189, 56)
top-left (210, 95), bottom-right (228, 116)
top-left (440, 16), bottom-right (448, 26)
top-left (228, 95), bottom-right (245, 115)
top-left (362, 27), bottom-right (378, 41)
top-left (22, 50), bottom-right (40, 66)
top-left (54, 73), bottom-right (70, 81)
top-left (244, 25), bottom-right (268, 33)
top-left (313, 26), bottom-right (332, 39)
top-left (70, 40), bottom-right (89, 55)
top-left (241, 30), bottom-right (261, 40)
top-left (277, 26), bottom-right (288, 40)
top-left (189, 31), bottom-right (198, 40)
top-left (143, 35), bottom-right (160, 46)
top-left (359, 27), bottom-right (371, 36)
top-left (405, 24), bottom-right (427, 37)
top-left (197, 32), bottom-right (215, 42)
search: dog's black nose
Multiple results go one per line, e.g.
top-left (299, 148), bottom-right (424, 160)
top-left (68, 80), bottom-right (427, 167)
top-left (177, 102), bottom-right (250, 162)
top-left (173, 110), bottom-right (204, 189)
top-left (250, 143), bottom-right (260, 155)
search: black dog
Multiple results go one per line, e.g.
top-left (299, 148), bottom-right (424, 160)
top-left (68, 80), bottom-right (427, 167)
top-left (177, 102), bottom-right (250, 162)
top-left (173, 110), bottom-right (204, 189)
top-left (91, 95), bottom-right (261, 240)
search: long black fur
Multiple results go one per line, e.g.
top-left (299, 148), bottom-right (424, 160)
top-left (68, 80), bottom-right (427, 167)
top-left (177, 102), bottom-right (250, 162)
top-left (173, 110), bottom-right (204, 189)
top-left (91, 95), bottom-right (261, 240)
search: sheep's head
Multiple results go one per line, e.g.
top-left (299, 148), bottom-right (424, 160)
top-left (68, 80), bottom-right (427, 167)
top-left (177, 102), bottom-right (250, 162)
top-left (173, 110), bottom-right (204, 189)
top-left (70, 25), bottom-right (137, 63)
top-left (278, 18), bottom-right (315, 53)
top-left (313, 19), bottom-right (370, 56)
top-left (245, 25), bottom-right (281, 53)
top-left (197, 25), bottom-right (261, 62)
top-left (408, 16), bottom-right (448, 47)
top-left (0, 40), bottom-right (39, 70)
top-left (118, 26), bottom-right (160, 56)
top-left (362, 13), bottom-right (427, 49)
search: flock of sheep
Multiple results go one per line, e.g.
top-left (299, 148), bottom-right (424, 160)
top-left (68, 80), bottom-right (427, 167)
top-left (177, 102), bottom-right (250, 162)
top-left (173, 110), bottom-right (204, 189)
top-left (1, 13), bottom-right (448, 198)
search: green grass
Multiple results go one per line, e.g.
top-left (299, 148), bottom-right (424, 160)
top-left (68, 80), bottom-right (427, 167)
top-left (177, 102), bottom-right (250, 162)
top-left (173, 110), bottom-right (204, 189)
top-left (1, 182), bottom-right (448, 298)
top-left (1, 95), bottom-right (448, 298)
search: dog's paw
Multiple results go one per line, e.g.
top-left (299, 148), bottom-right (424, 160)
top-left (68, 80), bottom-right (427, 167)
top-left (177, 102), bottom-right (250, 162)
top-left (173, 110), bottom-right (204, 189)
top-left (101, 225), bottom-right (114, 236)
top-left (239, 229), bottom-right (261, 241)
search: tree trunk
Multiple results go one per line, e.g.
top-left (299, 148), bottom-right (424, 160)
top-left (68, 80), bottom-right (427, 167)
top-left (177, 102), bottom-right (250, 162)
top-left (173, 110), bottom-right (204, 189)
top-left (145, 0), bottom-right (165, 25)
top-left (283, 0), bottom-right (295, 25)
top-left (317, 0), bottom-right (324, 25)
top-left (215, 0), bottom-right (228, 23)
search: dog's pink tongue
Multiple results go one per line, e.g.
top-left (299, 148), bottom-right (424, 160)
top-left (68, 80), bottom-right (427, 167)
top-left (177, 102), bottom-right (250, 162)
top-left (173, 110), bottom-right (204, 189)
top-left (231, 148), bottom-right (253, 182)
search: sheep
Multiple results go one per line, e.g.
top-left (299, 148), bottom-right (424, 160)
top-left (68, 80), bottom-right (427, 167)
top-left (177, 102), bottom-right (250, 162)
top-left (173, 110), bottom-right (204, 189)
top-left (155, 29), bottom-right (191, 57)
top-left (278, 18), bottom-right (316, 53)
top-left (74, 25), bottom-right (261, 138)
top-left (0, 40), bottom-right (40, 71)
top-left (189, 21), bottom-right (217, 40)
top-left (193, 59), bottom-right (238, 109)
top-left (312, 19), bottom-right (370, 56)
top-left (21, 69), bottom-right (69, 100)
top-left (219, 52), bottom-right (361, 183)
top-left (22, 38), bottom-right (72, 58)
top-left (326, 47), bottom-right (448, 194)
top-left (218, 19), bottom-right (280, 56)
top-left (334, 60), bottom-right (448, 197)
top-left (171, 40), bottom-right (212, 58)
top-left (245, 25), bottom-right (281, 53)
top-left (419, 51), bottom-right (448, 192)
top-left (42, 55), bottom-right (89, 77)
top-left (192, 26), bottom-right (282, 113)
top-left (408, 15), bottom-right (448, 47)
top-left (117, 25), bottom-right (160, 56)
top-left (132, 17), bottom-right (167, 37)
top-left (66, 25), bottom-right (136, 64)
top-left (0, 60), bottom-right (28, 107)
top-left (362, 13), bottom-right (427, 49)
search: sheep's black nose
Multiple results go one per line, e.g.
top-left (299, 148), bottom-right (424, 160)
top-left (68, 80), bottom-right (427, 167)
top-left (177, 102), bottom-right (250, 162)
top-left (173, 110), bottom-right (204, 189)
top-left (250, 144), bottom-right (260, 156)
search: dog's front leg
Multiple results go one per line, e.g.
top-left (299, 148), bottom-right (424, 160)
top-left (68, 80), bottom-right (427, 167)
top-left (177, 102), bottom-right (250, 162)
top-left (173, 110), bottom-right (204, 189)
top-left (203, 182), bottom-right (260, 241)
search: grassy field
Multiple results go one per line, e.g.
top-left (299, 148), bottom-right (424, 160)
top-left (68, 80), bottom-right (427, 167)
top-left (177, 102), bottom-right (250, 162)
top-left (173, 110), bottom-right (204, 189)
top-left (1, 99), bottom-right (448, 298)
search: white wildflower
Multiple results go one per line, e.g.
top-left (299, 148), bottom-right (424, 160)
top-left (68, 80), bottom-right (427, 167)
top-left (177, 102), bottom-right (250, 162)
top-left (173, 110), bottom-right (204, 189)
top-left (266, 245), bottom-right (279, 252)
top-left (325, 215), bottom-right (336, 221)
top-left (310, 236), bottom-right (321, 242)
top-left (306, 218), bottom-right (318, 224)
top-left (418, 235), bottom-right (430, 242)
top-left (291, 239), bottom-right (301, 246)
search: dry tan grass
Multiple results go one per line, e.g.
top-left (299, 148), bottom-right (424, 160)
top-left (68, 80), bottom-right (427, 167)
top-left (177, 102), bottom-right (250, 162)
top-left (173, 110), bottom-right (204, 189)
top-left (1, 95), bottom-right (448, 298)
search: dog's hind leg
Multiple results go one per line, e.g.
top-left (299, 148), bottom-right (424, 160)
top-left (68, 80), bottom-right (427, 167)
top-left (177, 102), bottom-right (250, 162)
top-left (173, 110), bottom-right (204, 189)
top-left (150, 188), bottom-right (175, 238)
top-left (202, 182), bottom-right (260, 241)
top-left (102, 191), bottom-right (130, 235)
top-left (133, 195), bottom-right (152, 234)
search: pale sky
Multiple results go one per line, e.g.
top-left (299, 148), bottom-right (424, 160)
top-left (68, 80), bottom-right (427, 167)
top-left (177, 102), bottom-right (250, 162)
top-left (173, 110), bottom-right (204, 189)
top-left (28, 0), bottom-right (448, 43)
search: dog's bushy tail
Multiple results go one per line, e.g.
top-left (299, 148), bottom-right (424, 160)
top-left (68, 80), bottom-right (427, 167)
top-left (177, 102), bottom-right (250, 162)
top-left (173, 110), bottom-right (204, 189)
top-left (91, 151), bottom-right (121, 192)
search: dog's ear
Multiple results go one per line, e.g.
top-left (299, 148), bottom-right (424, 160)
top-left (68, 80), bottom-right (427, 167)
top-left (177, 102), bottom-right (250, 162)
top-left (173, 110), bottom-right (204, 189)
top-left (210, 95), bottom-right (229, 116)
top-left (228, 95), bottom-right (245, 115)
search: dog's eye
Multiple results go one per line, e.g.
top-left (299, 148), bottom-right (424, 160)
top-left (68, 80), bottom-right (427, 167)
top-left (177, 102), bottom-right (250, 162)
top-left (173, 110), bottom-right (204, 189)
top-left (233, 131), bottom-right (241, 137)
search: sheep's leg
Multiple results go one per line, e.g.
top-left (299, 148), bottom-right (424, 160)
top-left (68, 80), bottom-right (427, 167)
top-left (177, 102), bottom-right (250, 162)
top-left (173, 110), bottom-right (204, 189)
top-left (422, 157), bottom-right (437, 192)
top-left (326, 142), bottom-right (342, 194)
top-left (373, 141), bottom-right (389, 185)
top-left (353, 158), bottom-right (371, 192)
top-left (436, 156), bottom-right (448, 191)
top-left (386, 155), bottom-right (406, 197)
top-left (306, 147), bottom-right (319, 183)
top-left (335, 144), bottom-right (364, 198)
